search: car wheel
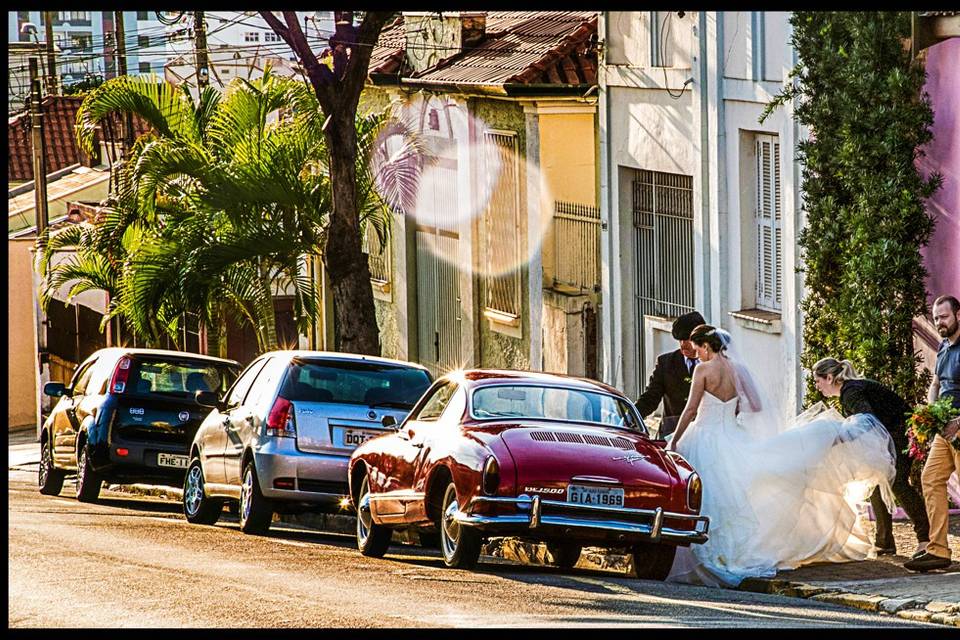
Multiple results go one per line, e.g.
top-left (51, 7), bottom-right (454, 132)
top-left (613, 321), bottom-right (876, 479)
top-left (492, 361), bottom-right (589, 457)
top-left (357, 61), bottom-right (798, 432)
top-left (38, 438), bottom-right (65, 496)
top-left (239, 461), bottom-right (273, 535)
top-left (547, 542), bottom-right (582, 569)
top-left (631, 541), bottom-right (677, 580)
top-left (75, 443), bottom-right (102, 503)
top-left (356, 474), bottom-right (391, 557)
top-left (183, 457), bottom-right (223, 525)
top-left (439, 481), bottom-right (482, 569)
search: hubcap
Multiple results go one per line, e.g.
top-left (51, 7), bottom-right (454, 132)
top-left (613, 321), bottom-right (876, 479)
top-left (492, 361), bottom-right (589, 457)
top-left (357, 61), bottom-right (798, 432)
top-left (185, 465), bottom-right (203, 515)
top-left (357, 482), bottom-right (372, 544)
top-left (241, 468), bottom-right (253, 522)
top-left (441, 486), bottom-right (461, 560)
top-left (39, 443), bottom-right (49, 486)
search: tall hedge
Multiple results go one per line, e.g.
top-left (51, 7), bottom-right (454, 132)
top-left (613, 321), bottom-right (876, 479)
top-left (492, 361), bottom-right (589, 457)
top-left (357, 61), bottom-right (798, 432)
top-left (763, 11), bottom-right (942, 404)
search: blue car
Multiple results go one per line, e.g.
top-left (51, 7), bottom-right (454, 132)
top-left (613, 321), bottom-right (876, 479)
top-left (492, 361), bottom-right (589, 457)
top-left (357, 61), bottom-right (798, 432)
top-left (39, 348), bottom-right (241, 502)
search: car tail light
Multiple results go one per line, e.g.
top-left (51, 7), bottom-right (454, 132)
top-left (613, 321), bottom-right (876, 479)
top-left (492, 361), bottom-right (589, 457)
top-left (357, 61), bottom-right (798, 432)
top-left (116, 448), bottom-right (129, 457)
top-left (266, 396), bottom-right (296, 438)
top-left (110, 357), bottom-right (132, 393)
top-left (686, 473), bottom-right (702, 512)
top-left (481, 455), bottom-right (500, 496)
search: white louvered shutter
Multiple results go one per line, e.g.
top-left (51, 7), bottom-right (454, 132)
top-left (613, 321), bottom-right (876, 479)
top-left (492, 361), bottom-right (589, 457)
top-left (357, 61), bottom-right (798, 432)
top-left (756, 135), bottom-right (782, 311)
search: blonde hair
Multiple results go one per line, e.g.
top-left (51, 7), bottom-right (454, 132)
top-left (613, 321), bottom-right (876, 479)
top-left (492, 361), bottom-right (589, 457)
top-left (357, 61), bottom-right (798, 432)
top-left (812, 357), bottom-right (861, 384)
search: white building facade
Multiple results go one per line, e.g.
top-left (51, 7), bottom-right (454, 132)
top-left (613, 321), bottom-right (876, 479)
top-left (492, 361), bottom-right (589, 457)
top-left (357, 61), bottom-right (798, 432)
top-left (598, 11), bottom-right (808, 420)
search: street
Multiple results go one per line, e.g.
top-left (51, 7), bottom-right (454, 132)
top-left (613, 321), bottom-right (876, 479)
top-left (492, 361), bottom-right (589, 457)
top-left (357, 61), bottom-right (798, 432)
top-left (8, 467), bottom-right (933, 628)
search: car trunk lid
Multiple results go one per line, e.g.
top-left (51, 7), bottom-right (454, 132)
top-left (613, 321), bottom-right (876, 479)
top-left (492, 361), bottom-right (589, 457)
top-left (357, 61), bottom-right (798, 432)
top-left (293, 401), bottom-right (409, 455)
top-left (497, 423), bottom-right (676, 506)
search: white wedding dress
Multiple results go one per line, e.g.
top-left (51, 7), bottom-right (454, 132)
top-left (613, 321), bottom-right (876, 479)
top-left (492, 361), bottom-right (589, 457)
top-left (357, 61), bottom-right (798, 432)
top-left (667, 391), bottom-right (897, 588)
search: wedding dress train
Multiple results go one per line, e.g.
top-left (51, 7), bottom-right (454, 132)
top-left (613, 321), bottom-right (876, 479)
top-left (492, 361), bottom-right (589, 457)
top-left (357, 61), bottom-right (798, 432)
top-left (667, 392), bottom-right (897, 588)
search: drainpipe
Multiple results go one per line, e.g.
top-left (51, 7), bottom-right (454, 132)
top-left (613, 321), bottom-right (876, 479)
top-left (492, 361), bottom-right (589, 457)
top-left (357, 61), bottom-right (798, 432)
top-left (597, 12), bottom-right (621, 390)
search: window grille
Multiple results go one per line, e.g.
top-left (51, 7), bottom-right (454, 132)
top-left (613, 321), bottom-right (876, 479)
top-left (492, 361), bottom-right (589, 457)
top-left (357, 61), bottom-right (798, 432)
top-left (633, 168), bottom-right (695, 381)
top-left (553, 201), bottom-right (601, 292)
top-left (483, 131), bottom-right (521, 319)
top-left (755, 135), bottom-right (782, 311)
top-left (362, 221), bottom-right (391, 285)
top-left (244, 32), bottom-right (260, 42)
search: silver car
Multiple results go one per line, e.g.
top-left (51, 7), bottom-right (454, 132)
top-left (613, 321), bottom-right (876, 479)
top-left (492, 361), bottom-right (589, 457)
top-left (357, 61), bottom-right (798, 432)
top-left (183, 350), bottom-right (432, 534)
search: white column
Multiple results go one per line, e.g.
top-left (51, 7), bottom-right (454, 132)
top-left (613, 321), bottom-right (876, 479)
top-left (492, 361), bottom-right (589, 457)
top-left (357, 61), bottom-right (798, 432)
top-left (598, 12), bottom-right (624, 390)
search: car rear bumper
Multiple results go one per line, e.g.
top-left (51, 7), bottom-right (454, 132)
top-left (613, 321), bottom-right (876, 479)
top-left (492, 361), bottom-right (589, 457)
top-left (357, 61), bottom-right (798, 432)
top-left (88, 440), bottom-right (190, 483)
top-left (253, 445), bottom-right (350, 502)
top-left (455, 495), bottom-right (710, 545)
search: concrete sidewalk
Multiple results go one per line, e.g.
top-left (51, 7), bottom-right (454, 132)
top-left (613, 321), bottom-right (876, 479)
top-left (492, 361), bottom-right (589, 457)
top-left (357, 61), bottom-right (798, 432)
top-left (9, 425), bottom-right (958, 626)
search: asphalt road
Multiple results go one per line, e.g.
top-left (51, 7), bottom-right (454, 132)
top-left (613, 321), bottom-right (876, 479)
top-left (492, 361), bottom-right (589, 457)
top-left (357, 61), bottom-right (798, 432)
top-left (7, 468), bottom-right (935, 629)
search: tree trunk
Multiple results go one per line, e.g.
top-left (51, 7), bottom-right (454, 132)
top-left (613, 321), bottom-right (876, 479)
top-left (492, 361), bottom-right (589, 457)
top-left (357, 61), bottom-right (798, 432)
top-left (322, 110), bottom-right (380, 355)
top-left (256, 264), bottom-right (278, 352)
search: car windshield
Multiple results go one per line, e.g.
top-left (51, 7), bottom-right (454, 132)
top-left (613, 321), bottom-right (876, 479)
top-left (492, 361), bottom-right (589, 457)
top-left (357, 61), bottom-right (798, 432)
top-left (470, 384), bottom-right (644, 431)
top-left (127, 358), bottom-right (239, 398)
top-left (279, 359), bottom-right (432, 408)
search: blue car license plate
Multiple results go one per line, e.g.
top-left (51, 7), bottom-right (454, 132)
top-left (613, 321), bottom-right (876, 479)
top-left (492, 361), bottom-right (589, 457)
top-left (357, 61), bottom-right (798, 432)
top-left (567, 484), bottom-right (625, 507)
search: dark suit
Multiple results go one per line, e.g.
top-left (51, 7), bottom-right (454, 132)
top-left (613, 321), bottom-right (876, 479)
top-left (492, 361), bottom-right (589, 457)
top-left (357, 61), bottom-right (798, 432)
top-left (840, 378), bottom-right (930, 550)
top-left (635, 349), bottom-right (694, 438)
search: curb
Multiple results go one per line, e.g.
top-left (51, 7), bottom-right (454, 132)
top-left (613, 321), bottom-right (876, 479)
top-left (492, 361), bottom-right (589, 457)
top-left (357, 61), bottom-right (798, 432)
top-left (738, 577), bottom-right (960, 627)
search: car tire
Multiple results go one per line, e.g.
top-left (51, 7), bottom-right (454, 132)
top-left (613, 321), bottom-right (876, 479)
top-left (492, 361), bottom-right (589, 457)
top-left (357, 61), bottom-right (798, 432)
top-left (183, 457), bottom-right (223, 525)
top-left (547, 542), bottom-right (583, 569)
top-left (75, 442), bottom-right (102, 503)
top-left (38, 438), bottom-right (66, 496)
top-left (239, 461), bottom-right (273, 535)
top-left (356, 474), bottom-right (391, 557)
top-left (439, 481), bottom-right (482, 569)
top-left (631, 541), bottom-right (677, 580)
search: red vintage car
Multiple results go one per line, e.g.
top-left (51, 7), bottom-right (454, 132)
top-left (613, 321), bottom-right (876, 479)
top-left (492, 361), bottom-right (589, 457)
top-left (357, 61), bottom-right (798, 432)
top-left (347, 370), bottom-right (709, 578)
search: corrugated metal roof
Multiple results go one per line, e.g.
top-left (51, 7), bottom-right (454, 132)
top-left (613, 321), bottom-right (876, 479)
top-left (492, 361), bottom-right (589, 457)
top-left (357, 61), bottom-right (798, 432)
top-left (369, 11), bottom-right (597, 88)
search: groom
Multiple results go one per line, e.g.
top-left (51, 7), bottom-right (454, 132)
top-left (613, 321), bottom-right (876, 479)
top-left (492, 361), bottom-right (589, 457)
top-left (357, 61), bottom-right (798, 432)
top-left (635, 311), bottom-right (705, 439)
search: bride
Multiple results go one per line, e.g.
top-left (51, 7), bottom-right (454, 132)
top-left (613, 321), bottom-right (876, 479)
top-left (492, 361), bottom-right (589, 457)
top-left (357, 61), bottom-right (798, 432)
top-left (665, 324), bottom-right (897, 588)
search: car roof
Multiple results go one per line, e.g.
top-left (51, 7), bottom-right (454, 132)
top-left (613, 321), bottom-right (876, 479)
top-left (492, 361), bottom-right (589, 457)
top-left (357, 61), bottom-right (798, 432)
top-left (87, 347), bottom-right (240, 367)
top-left (260, 350), bottom-right (430, 371)
top-left (446, 369), bottom-right (627, 397)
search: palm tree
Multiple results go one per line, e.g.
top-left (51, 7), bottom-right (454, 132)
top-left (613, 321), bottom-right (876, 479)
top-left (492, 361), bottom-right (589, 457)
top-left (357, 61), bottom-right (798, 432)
top-left (43, 69), bottom-right (420, 356)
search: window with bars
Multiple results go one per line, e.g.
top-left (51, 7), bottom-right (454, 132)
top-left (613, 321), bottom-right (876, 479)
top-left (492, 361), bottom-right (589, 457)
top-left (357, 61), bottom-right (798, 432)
top-left (755, 135), bottom-right (782, 311)
top-left (553, 201), bottom-right (601, 292)
top-left (362, 221), bottom-right (391, 285)
top-left (483, 131), bottom-right (522, 321)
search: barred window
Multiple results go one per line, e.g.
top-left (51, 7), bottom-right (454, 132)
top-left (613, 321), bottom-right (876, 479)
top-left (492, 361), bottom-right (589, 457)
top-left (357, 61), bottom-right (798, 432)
top-left (755, 134), bottom-right (782, 311)
top-left (483, 131), bottom-right (521, 321)
top-left (362, 221), bottom-right (391, 286)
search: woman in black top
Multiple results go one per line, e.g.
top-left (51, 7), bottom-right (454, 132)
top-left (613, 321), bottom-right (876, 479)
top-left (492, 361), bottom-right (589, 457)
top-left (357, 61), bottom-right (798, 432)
top-left (813, 358), bottom-right (930, 558)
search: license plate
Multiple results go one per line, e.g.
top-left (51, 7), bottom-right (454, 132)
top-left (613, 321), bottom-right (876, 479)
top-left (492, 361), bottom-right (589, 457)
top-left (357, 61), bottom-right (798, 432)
top-left (333, 427), bottom-right (382, 449)
top-left (567, 484), bottom-right (625, 507)
top-left (157, 453), bottom-right (188, 469)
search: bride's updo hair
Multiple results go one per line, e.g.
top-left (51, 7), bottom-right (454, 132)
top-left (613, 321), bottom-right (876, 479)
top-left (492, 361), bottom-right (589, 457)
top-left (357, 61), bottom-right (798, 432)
top-left (812, 357), bottom-right (862, 383)
top-left (689, 324), bottom-right (725, 352)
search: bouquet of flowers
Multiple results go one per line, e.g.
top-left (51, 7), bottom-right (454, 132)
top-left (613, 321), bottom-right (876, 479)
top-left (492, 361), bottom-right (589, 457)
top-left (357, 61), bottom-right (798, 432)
top-left (904, 397), bottom-right (960, 462)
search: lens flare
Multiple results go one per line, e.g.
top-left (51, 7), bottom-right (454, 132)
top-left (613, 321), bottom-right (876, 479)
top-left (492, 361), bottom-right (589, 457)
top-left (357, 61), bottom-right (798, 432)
top-left (370, 95), bottom-right (553, 279)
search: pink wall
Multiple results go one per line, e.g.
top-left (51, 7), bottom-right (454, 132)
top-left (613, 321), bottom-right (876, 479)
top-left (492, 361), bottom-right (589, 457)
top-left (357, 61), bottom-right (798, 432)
top-left (919, 38), bottom-right (960, 305)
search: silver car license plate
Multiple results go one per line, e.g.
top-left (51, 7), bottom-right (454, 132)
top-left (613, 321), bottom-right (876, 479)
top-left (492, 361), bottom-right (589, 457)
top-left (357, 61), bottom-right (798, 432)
top-left (567, 484), bottom-right (625, 507)
top-left (157, 453), bottom-right (188, 469)
top-left (333, 427), bottom-right (382, 449)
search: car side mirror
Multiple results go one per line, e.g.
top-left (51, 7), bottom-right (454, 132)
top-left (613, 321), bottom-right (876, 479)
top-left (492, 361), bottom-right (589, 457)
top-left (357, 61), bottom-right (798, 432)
top-left (195, 390), bottom-right (223, 410)
top-left (44, 382), bottom-right (67, 397)
top-left (381, 415), bottom-right (398, 429)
